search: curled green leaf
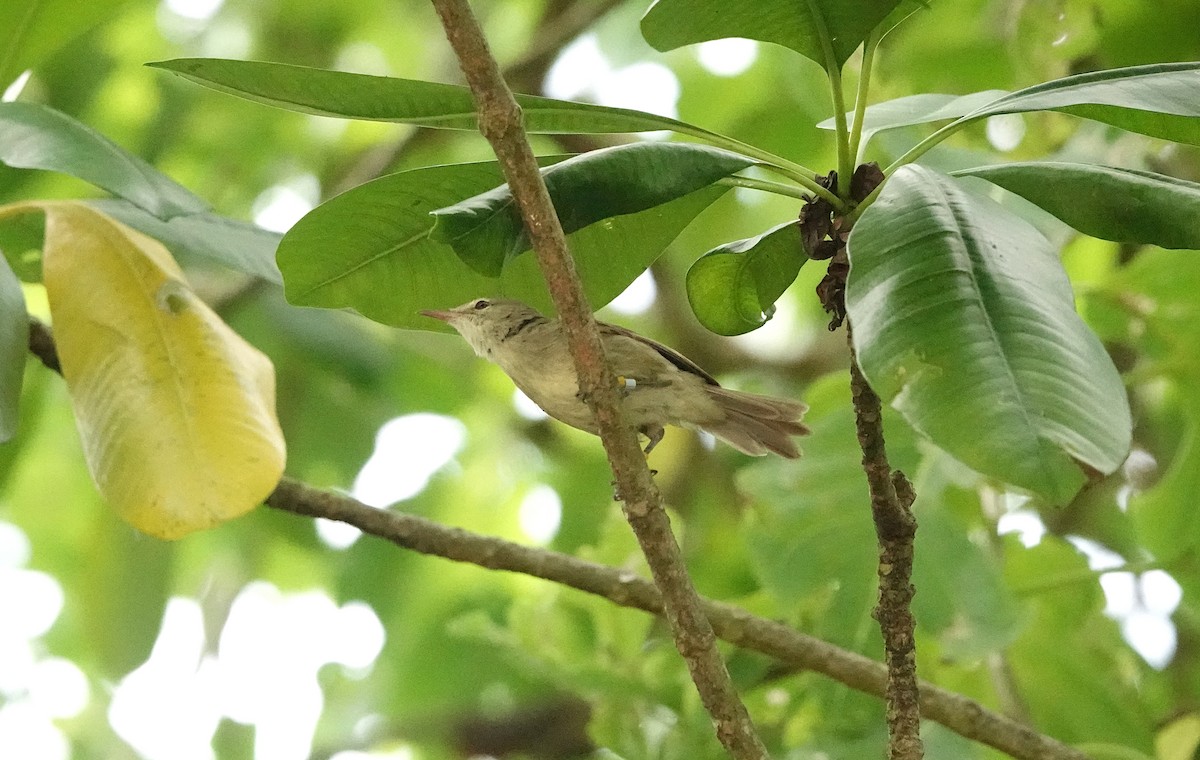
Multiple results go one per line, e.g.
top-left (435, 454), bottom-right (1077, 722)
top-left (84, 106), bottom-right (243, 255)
top-left (686, 220), bottom-right (805, 336)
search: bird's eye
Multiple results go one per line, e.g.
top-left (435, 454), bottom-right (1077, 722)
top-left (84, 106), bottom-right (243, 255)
top-left (473, 299), bottom-right (490, 310)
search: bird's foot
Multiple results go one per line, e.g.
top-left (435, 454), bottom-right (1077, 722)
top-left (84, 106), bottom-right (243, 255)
top-left (641, 425), bottom-right (665, 456)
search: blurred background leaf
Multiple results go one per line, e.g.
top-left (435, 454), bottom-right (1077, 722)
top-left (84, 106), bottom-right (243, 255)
top-left (0, 255), bottom-right (25, 441)
top-left (0, 101), bottom-right (207, 218)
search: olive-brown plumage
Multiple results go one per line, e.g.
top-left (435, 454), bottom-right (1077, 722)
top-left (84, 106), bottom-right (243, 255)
top-left (422, 298), bottom-right (809, 457)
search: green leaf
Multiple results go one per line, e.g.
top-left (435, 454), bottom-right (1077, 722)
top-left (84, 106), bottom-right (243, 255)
top-left (429, 143), bottom-right (752, 277)
top-left (149, 57), bottom-right (717, 137)
top-left (277, 159), bottom-right (728, 329)
top-left (846, 165), bottom-right (1131, 503)
top-left (974, 62), bottom-right (1200, 146)
top-left (818, 90), bottom-right (1008, 140)
top-left (0, 0), bottom-right (132, 91)
top-left (838, 63), bottom-right (1200, 156)
top-left (90, 200), bottom-right (282, 283)
top-left (743, 373), bottom-right (919, 644)
top-left (1006, 538), bottom-right (1156, 749)
top-left (685, 220), bottom-right (806, 336)
top-left (952, 162), bottom-right (1200, 250)
top-left (742, 377), bottom-right (878, 614)
top-left (910, 475), bottom-right (1022, 660)
top-left (1140, 403), bottom-right (1200, 554)
top-left (148, 59), bottom-right (813, 185)
top-left (0, 207), bottom-right (44, 282)
top-left (1115, 250), bottom-right (1200, 563)
top-left (0, 102), bottom-right (207, 219)
top-left (641, 0), bottom-right (905, 70)
top-left (0, 254), bottom-right (25, 442)
top-left (81, 511), bottom-right (173, 676)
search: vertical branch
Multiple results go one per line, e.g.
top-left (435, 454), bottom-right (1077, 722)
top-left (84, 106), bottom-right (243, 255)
top-left (426, 2), bottom-right (768, 758)
top-left (847, 323), bottom-right (923, 760)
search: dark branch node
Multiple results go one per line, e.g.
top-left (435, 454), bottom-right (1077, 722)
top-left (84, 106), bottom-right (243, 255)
top-left (805, 163), bottom-right (884, 331)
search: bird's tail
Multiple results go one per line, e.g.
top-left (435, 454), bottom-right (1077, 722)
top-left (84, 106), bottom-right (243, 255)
top-left (702, 387), bottom-right (809, 458)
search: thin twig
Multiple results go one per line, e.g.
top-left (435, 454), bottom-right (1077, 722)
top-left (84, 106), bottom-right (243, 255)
top-left (425, 1), bottom-right (768, 758)
top-left (847, 323), bottom-right (924, 760)
top-left (23, 321), bottom-right (1089, 760)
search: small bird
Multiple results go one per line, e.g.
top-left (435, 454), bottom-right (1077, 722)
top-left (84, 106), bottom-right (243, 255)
top-left (422, 298), bottom-right (809, 458)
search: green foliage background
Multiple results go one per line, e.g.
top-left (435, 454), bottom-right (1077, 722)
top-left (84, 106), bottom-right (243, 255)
top-left (3, 0), bottom-right (1200, 758)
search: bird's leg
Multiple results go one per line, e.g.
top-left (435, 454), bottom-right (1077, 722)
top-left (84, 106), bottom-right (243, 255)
top-left (610, 426), bottom-right (662, 500)
top-left (641, 425), bottom-right (665, 456)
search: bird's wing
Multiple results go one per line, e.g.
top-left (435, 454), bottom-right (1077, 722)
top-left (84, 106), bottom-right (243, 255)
top-left (597, 321), bottom-right (720, 386)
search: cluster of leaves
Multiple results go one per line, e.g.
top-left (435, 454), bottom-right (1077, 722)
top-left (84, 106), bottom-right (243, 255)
top-left (7, 1), bottom-right (1200, 528)
top-left (87, 2), bottom-right (1200, 509)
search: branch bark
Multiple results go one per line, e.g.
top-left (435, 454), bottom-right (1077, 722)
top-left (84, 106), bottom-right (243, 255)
top-left (847, 324), bottom-right (923, 760)
top-left (26, 316), bottom-right (1088, 760)
top-left (426, 2), bottom-right (768, 757)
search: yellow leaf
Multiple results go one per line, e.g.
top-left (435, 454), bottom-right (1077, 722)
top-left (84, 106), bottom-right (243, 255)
top-left (41, 202), bottom-right (285, 539)
top-left (1158, 714), bottom-right (1200, 760)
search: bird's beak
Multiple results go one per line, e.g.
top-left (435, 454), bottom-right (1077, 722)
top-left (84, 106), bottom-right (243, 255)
top-left (420, 309), bottom-right (454, 323)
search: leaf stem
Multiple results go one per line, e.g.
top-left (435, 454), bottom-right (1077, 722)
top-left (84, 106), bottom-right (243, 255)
top-left (718, 174), bottom-right (812, 200)
top-left (807, 0), bottom-right (852, 193)
top-left (681, 128), bottom-right (840, 204)
top-left (883, 118), bottom-right (968, 176)
top-left (849, 27), bottom-right (882, 166)
top-left (847, 111), bottom-right (979, 224)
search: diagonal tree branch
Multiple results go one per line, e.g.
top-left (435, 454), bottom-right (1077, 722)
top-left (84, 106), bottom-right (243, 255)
top-left (264, 477), bottom-right (1088, 760)
top-left (26, 316), bottom-right (1088, 760)
top-left (425, 1), bottom-right (768, 758)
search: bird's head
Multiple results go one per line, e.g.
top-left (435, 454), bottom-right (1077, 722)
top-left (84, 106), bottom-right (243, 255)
top-left (421, 298), bottom-right (544, 358)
